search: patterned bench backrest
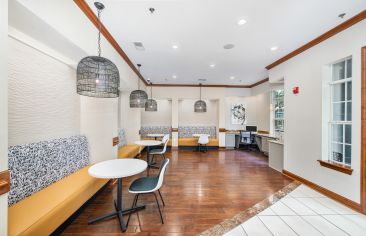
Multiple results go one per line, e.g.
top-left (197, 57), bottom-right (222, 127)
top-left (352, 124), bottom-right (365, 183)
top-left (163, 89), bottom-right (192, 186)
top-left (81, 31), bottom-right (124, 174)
top-left (178, 126), bottom-right (216, 138)
top-left (140, 126), bottom-right (172, 138)
top-left (8, 135), bottom-right (90, 206)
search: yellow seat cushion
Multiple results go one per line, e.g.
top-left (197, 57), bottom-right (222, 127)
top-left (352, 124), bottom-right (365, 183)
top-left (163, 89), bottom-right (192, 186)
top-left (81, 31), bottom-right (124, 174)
top-left (178, 138), bottom-right (219, 146)
top-left (118, 144), bottom-right (141, 159)
top-left (8, 165), bottom-right (108, 236)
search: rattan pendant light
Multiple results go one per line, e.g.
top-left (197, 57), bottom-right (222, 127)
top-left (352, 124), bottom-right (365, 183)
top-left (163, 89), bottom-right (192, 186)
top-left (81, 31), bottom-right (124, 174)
top-left (145, 82), bottom-right (157, 112)
top-left (76, 2), bottom-right (120, 98)
top-left (194, 83), bottom-right (207, 112)
top-left (130, 64), bottom-right (148, 107)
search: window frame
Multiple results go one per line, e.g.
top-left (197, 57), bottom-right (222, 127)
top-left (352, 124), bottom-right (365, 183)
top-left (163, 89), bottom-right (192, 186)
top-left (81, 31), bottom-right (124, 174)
top-left (328, 56), bottom-right (352, 166)
top-left (272, 88), bottom-right (284, 133)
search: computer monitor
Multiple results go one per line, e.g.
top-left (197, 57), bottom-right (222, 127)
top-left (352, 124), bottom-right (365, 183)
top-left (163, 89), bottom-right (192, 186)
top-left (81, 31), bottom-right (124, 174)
top-left (246, 126), bottom-right (257, 132)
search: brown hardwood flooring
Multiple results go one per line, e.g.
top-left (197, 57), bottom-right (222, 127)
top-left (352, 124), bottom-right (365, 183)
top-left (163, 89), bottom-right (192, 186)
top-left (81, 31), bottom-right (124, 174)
top-left (62, 149), bottom-right (292, 236)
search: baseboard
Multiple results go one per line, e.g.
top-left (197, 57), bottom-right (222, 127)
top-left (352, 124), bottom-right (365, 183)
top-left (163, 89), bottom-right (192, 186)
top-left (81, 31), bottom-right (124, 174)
top-left (282, 169), bottom-right (362, 213)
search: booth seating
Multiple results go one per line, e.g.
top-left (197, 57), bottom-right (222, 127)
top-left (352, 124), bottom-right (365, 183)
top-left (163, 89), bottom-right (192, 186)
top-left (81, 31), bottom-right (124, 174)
top-left (140, 126), bottom-right (173, 146)
top-left (117, 129), bottom-right (142, 159)
top-left (178, 126), bottom-right (219, 147)
top-left (8, 136), bottom-right (108, 236)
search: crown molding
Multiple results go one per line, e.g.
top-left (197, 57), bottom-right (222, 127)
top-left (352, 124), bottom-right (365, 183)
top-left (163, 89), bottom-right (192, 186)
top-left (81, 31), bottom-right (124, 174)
top-left (266, 9), bottom-right (366, 70)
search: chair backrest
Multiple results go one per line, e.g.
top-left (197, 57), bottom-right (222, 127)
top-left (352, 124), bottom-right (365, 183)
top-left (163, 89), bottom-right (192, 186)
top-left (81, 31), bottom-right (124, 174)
top-left (161, 134), bottom-right (170, 152)
top-left (154, 158), bottom-right (170, 191)
top-left (240, 131), bottom-right (251, 144)
top-left (198, 134), bottom-right (209, 144)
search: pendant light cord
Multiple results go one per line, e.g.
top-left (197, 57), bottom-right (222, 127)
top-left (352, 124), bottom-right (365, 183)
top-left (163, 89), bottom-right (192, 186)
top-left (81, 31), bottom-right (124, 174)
top-left (199, 83), bottom-right (202, 100)
top-left (97, 8), bottom-right (102, 57)
top-left (137, 64), bottom-right (141, 90)
top-left (150, 83), bottom-right (153, 98)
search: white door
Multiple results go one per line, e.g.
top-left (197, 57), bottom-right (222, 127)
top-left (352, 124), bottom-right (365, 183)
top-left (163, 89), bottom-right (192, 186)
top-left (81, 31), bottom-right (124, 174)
top-left (0, 0), bottom-right (9, 235)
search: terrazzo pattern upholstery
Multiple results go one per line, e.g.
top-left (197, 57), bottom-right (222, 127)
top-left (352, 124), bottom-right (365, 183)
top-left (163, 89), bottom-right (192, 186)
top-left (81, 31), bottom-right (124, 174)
top-left (178, 126), bottom-right (216, 138)
top-left (118, 129), bottom-right (127, 147)
top-left (8, 135), bottom-right (90, 206)
top-left (140, 126), bottom-right (172, 138)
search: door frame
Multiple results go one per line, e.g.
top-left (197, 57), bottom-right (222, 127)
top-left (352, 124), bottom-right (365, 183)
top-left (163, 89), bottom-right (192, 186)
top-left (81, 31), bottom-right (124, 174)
top-left (361, 46), bottom-right (366, 214)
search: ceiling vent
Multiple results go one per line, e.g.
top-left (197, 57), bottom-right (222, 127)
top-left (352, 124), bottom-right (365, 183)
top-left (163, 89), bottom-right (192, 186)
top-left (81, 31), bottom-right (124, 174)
top-left (133, 42), bottom-right (145, 51)
top-left (198, 79), bottom-right (207, 82)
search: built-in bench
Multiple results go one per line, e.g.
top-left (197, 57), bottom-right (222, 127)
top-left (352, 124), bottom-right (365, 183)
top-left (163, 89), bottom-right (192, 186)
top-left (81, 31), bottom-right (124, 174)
top-left (117, 129), bottom-right (142, 158)
top-left (140, 126), bottom-right (172, 146)
top-left (178, 126), bottom-right (219, 147)
top-left (7, 136), bottom-right (108, 236)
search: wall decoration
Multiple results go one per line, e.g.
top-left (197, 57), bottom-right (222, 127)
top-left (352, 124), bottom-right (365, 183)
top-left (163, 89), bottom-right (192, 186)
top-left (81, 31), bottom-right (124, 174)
top-left (231, 104), bottom-right (246, 125)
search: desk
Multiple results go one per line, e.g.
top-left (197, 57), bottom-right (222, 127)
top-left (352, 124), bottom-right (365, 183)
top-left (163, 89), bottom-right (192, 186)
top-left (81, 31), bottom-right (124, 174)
top-left (268, 140), bottom-right (284, 172)
top-left (88, 159), bottom-right (147, 232)
top-left (255, 133), bottom-right (277, 155)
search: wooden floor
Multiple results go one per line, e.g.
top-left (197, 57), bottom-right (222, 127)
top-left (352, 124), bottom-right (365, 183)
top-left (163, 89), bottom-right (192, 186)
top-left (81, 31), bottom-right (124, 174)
top-left (62, 149), bottom-right (292, 236)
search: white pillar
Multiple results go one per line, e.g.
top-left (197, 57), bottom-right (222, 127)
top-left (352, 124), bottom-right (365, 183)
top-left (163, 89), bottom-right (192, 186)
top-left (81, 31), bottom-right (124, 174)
top-left (171, 98), bottom-right (179, 147)
top-left (218, 98), bottom-right (226, 147)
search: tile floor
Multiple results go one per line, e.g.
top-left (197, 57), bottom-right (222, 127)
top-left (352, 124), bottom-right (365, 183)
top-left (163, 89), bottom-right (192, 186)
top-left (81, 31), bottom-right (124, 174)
top-left (224, 184), bottom-right (366, 236)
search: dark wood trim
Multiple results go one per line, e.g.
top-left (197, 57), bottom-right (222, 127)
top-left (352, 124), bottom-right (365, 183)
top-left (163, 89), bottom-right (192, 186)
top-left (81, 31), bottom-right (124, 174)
top-left (172, 128), bottom-right (178, 132)
top-left (266, 9), bottom-right (366, 70)
top-left (249, 78), bottom-right (269, 88)
top-left (112, 137), bottom-right (119, 147)
top-left (73, 0), bottom-right (148, 86)
top-left (361, 46), bottom-right (366, 214)
top-left (282, 169), bottom-right (361, 212)
top-left (257, 130), bottom-right (270, 134)
top-left (0, 170), bottom-right (10, 195)
top-left (150, 83), bottom-right (251, 88)
top-left (318, 160), bottom-right (353, 175)
top-left (219, 128), bottom-right (226, 132)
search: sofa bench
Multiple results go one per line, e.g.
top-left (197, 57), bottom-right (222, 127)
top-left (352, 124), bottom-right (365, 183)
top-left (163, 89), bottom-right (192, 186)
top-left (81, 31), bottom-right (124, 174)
top-left (7, 136), bottom-right (108, 236)
top-left (117, 129), bottom-right (142, 159)
top-left (178, 126), bottom-right (219, 147)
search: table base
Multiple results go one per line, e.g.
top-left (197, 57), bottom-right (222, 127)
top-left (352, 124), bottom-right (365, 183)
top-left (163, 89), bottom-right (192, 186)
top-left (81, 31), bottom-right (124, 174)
top-left (87, 178), bottom-right (145, 232)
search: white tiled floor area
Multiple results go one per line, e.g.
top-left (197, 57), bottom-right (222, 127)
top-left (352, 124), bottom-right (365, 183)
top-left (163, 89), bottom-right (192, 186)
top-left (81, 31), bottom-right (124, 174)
top-left (224, 185), bottom-right (366, 236)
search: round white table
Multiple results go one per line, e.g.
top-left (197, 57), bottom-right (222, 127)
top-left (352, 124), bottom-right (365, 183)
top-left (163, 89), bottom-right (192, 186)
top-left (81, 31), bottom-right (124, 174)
top-left (135, 140), bottom-right (162, 169)
top-left (88, 159), bottom-right (147, 232)
top-left (146, 134), bottom-right (165, 140)
top-left (193, 134), bottom-right (211, 138)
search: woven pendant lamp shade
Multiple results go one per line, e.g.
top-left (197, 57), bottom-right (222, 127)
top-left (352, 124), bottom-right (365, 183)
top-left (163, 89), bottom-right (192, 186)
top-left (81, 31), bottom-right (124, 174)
top-left (145, 82), bottom-right (157, 111)
top-left (194, 83), bottom-right (207, 112)
top-left (76, 2), bottom-right (120, 98)
top-left (77, 56), bottom-right (119, 98)
top-left (130, 64), bottom-right (148, 108)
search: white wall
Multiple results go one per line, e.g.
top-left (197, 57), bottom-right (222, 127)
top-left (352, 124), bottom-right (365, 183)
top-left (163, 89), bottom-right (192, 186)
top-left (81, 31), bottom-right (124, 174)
top-left (225, 96), bottom-right (257, 130)
top-left (0, 0), bottom-right (8, 234)
top-left (178, 99), bottom-right (218, 126)
top-left (8, 37), bottom-right (80, 146)
top-left (119, 91), bottom-right (141, 143)
top-left (141, 99), bottom-right (172, 126)
top-left (269, 19), bottom-right (366, 203)
top-left (255, 92), bottom-right (270, 132)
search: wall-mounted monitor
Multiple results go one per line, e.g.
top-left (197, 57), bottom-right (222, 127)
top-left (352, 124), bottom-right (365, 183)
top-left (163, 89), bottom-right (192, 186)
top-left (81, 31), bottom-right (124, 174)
top-left (246, 126), bottom-right (257, 132)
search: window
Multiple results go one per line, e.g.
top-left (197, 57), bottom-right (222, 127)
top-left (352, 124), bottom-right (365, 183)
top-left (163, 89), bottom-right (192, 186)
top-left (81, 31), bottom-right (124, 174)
top-left (272, 89), bottom-right (284, 132)
top-left (329, 57), bottom-right (352, 166)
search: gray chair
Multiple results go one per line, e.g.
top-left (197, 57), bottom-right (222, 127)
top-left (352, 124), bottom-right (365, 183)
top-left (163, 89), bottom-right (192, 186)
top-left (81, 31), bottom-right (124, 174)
top-left (127, 158), bottom-right (170, 225)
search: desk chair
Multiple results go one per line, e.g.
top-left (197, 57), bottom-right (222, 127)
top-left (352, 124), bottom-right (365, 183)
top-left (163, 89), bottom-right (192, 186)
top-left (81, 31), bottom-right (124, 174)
top-left (239, 131), bottom-right (252, 150)
top-left (127, 159), bottom-right (169, 225)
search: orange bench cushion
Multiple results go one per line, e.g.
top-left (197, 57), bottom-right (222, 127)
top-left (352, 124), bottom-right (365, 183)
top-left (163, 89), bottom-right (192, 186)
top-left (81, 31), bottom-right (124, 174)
top-left (8, 166), bottom-right (108, 236)
top-left (118, 144), bottom-right (141, 159)
top-left (178, 138), bottom-right (219, 146)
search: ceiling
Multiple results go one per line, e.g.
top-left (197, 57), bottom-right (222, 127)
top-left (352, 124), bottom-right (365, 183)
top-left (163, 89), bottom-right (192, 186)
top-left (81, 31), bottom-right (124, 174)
top-left (85, 0), bottom-right (366, 86)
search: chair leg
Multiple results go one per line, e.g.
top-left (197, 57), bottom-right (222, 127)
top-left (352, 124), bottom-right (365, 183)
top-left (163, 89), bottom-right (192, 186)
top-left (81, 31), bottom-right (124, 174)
top-left (158, 189), bottom-right (165, 206)
top-left (126, 194), bottom-right (138, 227)
top-left (162, 154), bottom-right (166, 160)
top-left (153, 192), bottom-right (164, 224)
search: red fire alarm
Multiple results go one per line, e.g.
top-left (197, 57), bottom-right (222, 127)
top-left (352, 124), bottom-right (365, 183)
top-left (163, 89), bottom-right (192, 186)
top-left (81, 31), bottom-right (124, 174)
top-left (293, 86), bottom-right (299, 94)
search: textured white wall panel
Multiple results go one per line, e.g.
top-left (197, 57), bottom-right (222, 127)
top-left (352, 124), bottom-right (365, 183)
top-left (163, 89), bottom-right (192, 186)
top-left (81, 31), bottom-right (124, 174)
top-left (8, 38), bottom-right (80, 146)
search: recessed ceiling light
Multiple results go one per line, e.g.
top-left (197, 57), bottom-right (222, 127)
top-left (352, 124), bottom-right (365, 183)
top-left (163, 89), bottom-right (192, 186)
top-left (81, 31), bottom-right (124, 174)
top-left (172, 44), bottom-right (179, 49)
top-left (270, 46), bottom-right (279, 51)
top-left (209, 64), bottom-right (216, 68)
top-left (223, 44), bottom-right (235, 50)
top-left (237, 18), bottom-right (247, 26)
top-left (230, 76), bottom-right (235, 80)
top-left (172, 75), bottom-right (177, 79)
